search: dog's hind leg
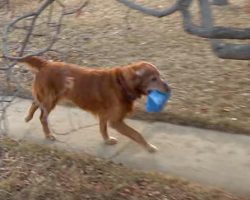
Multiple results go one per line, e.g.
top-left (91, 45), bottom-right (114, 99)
top-left (25, 101), bottom-right (39, 122)
top-left (99, 116), bottom-right (118, 145)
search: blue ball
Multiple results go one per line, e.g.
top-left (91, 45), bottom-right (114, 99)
top-left (145, 90), bottom-right (171, 113)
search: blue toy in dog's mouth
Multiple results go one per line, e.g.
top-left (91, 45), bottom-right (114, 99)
top-left (145, 90), bottom-right (171, 112)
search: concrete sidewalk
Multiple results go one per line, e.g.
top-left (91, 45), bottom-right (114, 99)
top-left (5, 97), bottom-right (250, 196)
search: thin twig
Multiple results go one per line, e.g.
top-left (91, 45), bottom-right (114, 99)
top-left (63, 0), bottom-right (89, 15)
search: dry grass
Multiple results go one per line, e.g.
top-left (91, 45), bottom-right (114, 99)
top-left (0, 0), bottom-right (250, 134)
top-left (0, 137), bottom-right (247, 200)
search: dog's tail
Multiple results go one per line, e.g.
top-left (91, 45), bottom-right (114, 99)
top-left (19, 56), bottom-right (48, 73)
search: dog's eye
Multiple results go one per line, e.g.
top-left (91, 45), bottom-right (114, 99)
top-left (151, 77), bottom-right (157, 82)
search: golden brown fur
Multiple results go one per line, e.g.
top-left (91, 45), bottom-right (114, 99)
top-left (21, 56), bottom-right (170, 152)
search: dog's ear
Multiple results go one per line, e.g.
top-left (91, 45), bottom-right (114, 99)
top-left (135, 68), bottom-right (146, 77)
top-left (131, 68), bottom-right (146, 87)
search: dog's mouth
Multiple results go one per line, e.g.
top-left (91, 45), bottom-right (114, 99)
top-left (147, 90), bottom-right (152, 95)
top-left (146, 88), bottom-right (170, 95)
top-left (146, 88), bottom-right (165, 94)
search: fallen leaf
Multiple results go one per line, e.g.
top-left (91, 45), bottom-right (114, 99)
top-left (222, 107), bottom-right (230, 112)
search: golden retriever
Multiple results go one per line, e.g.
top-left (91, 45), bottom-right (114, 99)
top-left (20, 56), bottom-right (170, 152)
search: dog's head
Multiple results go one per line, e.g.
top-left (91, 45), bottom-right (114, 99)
top-left (122, 61), bottom-right (170, 97)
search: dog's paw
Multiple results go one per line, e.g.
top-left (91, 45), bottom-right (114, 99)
top-left (147, 144), bottom-right (158, 153)
top-left (46, 134), bottom-right (56, 141)
top-left (25, 116), bottom-right (32, 122)
top-left (105, 137), bottom-right (118, 145)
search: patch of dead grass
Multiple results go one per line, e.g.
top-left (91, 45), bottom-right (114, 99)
top-left (0, 137), bottom-right (247, 200)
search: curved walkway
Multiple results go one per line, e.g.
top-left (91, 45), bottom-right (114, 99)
top-left (5, 97), bottom-right (250, 197)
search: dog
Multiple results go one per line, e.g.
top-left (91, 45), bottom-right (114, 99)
top-left (20, 56), bottom-right (170, 152)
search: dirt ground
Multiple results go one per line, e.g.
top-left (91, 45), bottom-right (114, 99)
top-left (0, 0), bottom-right (250, 134)
top-left (0, 137), bottom-right (248, 200)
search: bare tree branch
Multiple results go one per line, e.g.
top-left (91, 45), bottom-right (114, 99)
top-left (181, 19), bottom-right (250, 39)
top-left (212, 0), bottom-right (228, 6)
top-left (117, 0), bottom-right (250, 39)
top-left (198, 0), bottom-right (250, 59)
top-left (116, 0), bottom-right (180, 17)
top-left (212, 42), bottom-right (250, 60)
top-left (116, 0), bottom-right (250, 60)
top-left (2, 0), bottom-right (55, 60)
top-left (2, 0), bottom-right (89, 60)
top-left (202, 27), bottom-right (250, 39)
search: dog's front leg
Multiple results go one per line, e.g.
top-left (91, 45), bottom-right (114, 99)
top-left (110, 120), bottom-right (158, 153)
top-left (99, 117), bottom-right (118, 145)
